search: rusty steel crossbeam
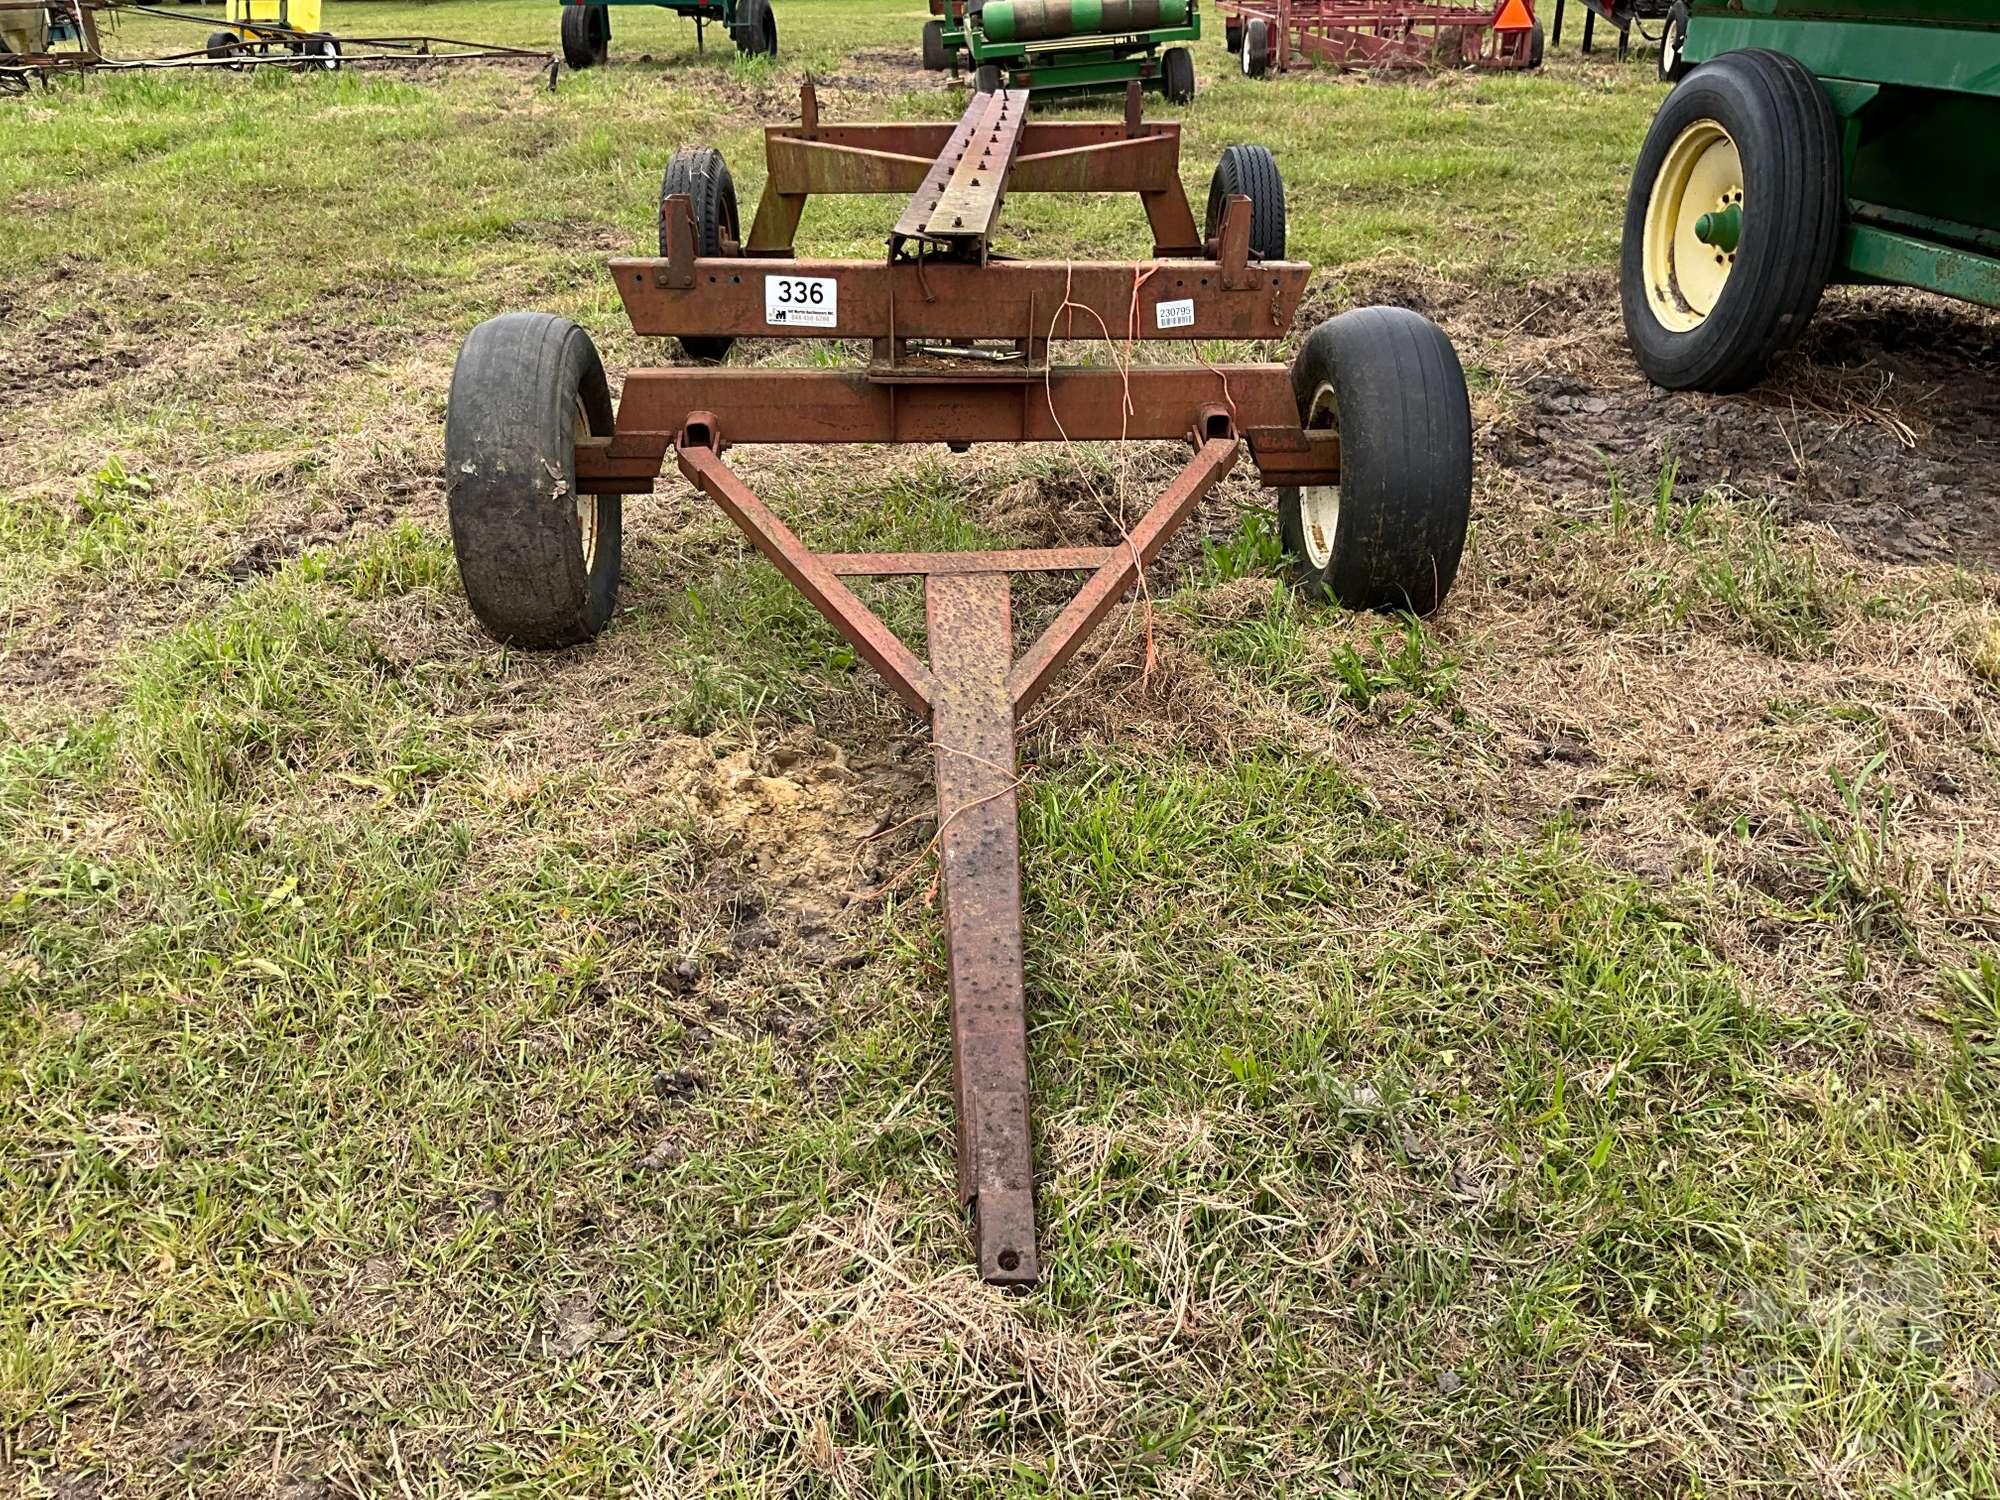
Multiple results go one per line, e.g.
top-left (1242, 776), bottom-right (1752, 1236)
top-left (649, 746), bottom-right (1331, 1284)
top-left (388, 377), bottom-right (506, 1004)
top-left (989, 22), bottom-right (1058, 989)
top-left (823, 547), bottom-right (1116, 576)
top-left (611, 254), bottom-right (1306, 342)
top-left (573, 367), bottom-right (1338, 494)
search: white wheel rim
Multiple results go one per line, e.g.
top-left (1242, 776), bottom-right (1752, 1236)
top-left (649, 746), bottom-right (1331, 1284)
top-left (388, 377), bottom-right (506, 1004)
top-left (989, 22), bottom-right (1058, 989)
top-left (1642, 119), bottom-right (1743, 333)
top-left (1241, 25), bottom-right (1253, 74)
top-left (574, 396), bottom-right (599, 573)
top-left (1301, 379), bottom-right (1338, 569)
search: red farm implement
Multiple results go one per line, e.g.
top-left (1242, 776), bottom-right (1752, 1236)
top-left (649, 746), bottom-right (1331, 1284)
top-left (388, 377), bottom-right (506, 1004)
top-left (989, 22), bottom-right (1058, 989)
top-left (442, 81), bottom-right (1473, 1285)
top-left (1221, 0), bottom-right (1542, 75)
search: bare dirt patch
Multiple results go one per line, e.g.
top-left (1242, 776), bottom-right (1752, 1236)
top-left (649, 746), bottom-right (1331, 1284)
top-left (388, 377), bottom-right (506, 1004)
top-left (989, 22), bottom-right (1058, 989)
top-left (1360, 270), bottom-right (2000, 568)
top-left (0, 298), bottom-right (157, 406)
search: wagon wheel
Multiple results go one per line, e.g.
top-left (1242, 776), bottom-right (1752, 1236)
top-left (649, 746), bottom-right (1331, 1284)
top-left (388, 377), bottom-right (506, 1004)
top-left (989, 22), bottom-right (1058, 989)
top-left (1239, 17), bottom-right (1269, 76)
top-left (1278, 308), bottom-right (1472, 616)
top-left (1657, 1), bottom-right (1689, 82)
top-left (301, 31), bottom-right (339, 70)
top-left (560, 3), bottom-right (608, 69)
top-left (204, 27), bottom-right (239, 61)
top-left (1204, 144), bottom-right (1285, 261)
top-left (1161, 45), bottom-right (1194, 103)
top-left (1224, 15), bottom-right (1241, 52)
top-left (660, 146), bottom-right (740, 365)
top-left (1620, 48), bottom-right (1840, 392)
top-left (446, 313), bottom-right (623, 648)
top-left (732, 0), bottom-right (777, 56)
top-left (922, 18), bottom-right (948, 69)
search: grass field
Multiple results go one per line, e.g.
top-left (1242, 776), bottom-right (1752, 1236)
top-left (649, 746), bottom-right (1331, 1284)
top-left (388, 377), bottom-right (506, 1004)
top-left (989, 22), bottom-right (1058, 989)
top-left (4, 5), bottom-right (2000, 1495)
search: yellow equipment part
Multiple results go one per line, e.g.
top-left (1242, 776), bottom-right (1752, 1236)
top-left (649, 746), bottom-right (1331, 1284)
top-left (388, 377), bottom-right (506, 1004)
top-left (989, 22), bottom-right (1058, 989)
top-left (226, 0), bottom-right (323, 32)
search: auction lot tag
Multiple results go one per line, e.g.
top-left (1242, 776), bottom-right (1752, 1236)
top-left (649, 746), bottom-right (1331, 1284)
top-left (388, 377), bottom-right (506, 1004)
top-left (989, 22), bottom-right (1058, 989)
top-left (765, 275), bottom-right (838, 329)
top-left (1155, 297), bottom-right (1196, 331)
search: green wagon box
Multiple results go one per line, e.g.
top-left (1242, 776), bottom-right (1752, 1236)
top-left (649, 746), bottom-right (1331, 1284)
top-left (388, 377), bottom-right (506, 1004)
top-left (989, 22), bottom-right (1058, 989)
top-left (1623, 0), bottom-right (2000, 391)
top-left (923, 0), bottom-right (1201, 102)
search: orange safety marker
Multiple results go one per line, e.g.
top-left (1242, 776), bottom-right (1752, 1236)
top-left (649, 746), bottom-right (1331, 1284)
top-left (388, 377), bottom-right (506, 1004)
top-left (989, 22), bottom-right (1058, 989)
top-left (1493, 0), bottom-right (1533, 29)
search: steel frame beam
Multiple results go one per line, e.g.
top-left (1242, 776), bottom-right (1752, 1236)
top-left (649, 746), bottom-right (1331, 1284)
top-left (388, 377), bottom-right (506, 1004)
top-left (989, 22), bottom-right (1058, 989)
top-left (574, 367), bottom-right (1338, 493)
top-left (613, 254), bottom-right (1308, 342)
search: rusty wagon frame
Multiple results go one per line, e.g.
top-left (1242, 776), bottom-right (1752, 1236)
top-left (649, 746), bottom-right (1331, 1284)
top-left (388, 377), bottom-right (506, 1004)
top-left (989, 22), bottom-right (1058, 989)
top-left (1220, 0), bottom-right (1542, 76)
top-left (443, 80), bottom-right (1473, 1285)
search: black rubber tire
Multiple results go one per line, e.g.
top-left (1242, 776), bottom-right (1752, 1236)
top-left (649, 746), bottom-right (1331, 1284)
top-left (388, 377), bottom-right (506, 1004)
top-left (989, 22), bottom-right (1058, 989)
top-left (1240, 17), bottom-right (1269, 77)
top-left (1658, 2), bottom-right (1689, 82)
top-left (1277, 308), bottom-right (1472, 616)
top-left (659, 146), bottom-right (740, 365)
top-left (732, 0), bottom-right (777, 56)
top-left (205, 28), bottom-right (237, 59)
top-left (303, 32), bottom-right (339, 70)
top-left (1619, 49), bottom-right (1841, 393)
top-left (1527, 18), bottom-right (1544, 67)
top-left (445, 313), bottom-right (623, 648)
top-left (1224, 15), bottom-right (1242, 52)
top-left (1204, 143), bottom-right (1285, 261)
top-left (561, 4), bottom-right (608, 69)
top-left (922, 18), bottom-right (948, 69)
top-left (1161, 45), bottom-right (1194, 103)
top-left (974, 61), bottom-right (1002, 92)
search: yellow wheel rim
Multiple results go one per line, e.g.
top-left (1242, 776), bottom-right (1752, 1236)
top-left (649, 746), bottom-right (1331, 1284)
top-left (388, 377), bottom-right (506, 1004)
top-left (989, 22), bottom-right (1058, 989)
top-left (1642, 120), bottom-right (1743, 333)
top-left (574, 396), bottom-right (599, 574)
top-left (1299, 380), bottom-right (1339, 569)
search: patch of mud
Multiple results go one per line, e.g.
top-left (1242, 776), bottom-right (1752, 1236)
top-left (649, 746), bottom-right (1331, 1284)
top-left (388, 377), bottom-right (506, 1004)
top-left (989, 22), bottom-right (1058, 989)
top-left (224, 486), bottom-right (411, 579)
top-left (1371, 270), bottom-right (2000, 569)
top-left (0, 302), bottom-right (155, 404)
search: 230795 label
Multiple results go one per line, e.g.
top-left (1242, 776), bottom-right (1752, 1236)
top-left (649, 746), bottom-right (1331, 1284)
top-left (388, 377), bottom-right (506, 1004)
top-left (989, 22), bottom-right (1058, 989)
top-left (765, 275), bottom-right (837, 328)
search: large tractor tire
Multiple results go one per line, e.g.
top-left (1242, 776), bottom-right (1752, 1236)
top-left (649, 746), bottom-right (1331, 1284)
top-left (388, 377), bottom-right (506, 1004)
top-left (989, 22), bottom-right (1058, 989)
top-left (1620, 48), bottom-right (1841, 392)
top-left (560, 3), bottom-right (609, 69)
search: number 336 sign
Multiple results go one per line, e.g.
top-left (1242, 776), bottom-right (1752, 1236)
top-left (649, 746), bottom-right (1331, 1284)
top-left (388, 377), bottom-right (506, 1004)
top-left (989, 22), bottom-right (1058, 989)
top-left (764, 275), bottom-right (838, 329)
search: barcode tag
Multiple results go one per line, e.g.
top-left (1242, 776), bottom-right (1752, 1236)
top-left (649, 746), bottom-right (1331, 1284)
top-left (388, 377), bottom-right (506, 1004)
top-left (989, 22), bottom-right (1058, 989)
top-left (1155, 298), bottom-right (1195, 331)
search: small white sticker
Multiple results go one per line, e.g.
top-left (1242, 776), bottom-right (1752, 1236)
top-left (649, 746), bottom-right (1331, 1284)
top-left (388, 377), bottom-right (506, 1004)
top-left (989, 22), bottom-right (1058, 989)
top-left (765, 274), bottom-right (837, 328)
top-left (1155, 297), bottom-right (1196, 331)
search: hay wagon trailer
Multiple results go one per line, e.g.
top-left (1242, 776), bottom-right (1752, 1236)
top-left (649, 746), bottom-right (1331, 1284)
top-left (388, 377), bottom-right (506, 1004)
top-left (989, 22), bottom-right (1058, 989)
top-left (441, 81), bottom-right (1475, 1284)
top-left (1623, 0), bottom-right (2000, 391)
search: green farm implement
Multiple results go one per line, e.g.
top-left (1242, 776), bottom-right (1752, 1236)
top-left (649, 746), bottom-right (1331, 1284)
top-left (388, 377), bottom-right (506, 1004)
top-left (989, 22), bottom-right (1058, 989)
top-left (558, 0), bottom-right (774, 70)
top-left (1622, 0), bottom-right (2000, 391)
top-left (923, 0), bottom-right (1199, 103)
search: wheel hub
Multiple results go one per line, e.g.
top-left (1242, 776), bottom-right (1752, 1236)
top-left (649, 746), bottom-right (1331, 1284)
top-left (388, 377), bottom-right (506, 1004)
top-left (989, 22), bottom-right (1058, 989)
top-left (1301, 379), bottom-right (1339, 569)
top-left (574, 396), bottom-right (598, 572)
top-left (1642, 120), bottom-right (1742, 334)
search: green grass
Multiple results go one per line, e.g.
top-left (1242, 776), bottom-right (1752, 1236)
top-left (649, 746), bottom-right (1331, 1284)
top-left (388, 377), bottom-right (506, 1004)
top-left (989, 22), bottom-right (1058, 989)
top-left (5, 7), bottom-right (2000, 1496)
